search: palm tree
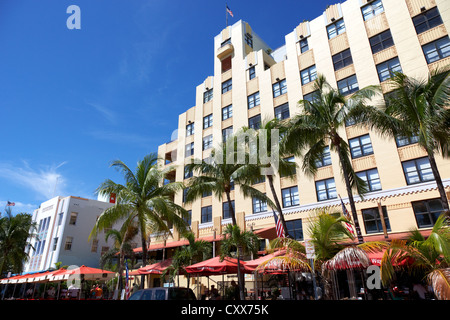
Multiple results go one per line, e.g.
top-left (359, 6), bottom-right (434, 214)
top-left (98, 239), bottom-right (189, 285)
top-left (100, 226), bottom-right (138, 271)
top-left (380, 213), bottom-right (450, 300)
top-left (306, 209), bottom-right (385, 299)
top-left (185, 133), bottom-right (274, 226)
top-left (164, 231), bottom-right (212, 287)
top-left (220, 224), bottom-right (260, 300)
top-left (238, 119), bottom-right (297, 237)
top-left (0, 209), bottom-right (35, 277)
top-left (91, 153), bottom-right (189, 292)
top-left (353, 70), bottom-right (450, 211)
top-left (283, 75), bottom-right (379, 243)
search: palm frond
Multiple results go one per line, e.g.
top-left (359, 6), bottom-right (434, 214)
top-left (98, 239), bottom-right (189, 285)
top-left (427, 268), bottom-right (450, 300)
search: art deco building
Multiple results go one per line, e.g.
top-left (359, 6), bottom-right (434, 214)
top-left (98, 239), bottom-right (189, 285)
top-left (152, 0), bottom-right (450, 252)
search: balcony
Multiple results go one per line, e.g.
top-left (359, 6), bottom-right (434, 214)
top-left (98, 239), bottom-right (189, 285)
top-left (217, 43), bottom-right (234, 59)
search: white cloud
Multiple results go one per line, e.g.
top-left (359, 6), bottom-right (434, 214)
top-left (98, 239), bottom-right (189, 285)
top-left (0, 161), bottom-right (68, 200)
top-left (87, 102), bottom-right (117, 124)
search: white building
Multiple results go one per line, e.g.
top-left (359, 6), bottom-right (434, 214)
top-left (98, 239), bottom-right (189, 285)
top-left (24, 196), bottom-right (115, 272)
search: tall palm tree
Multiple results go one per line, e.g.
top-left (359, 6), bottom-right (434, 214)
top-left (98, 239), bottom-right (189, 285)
top-left (238, 119), bottom-right (297, 237)
top-left (353, 70), bottom-right (450, 211)
top-left (185, 133), bottom-right (274, 226)
top-left (91, 153), bottom-right (189, 292)
top-left (0, 209), bottom-right (35, 277)
top-left (380, 213), bottom-right (450, 300)
top-left (164, 231), bottom-right (211, 287)
top-left (283, 75), bottom-right (379, 243)
top-left (220, 224), bottom-right (260, 300)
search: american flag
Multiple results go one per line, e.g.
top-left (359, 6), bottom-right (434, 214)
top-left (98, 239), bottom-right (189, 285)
top-left (340, 197), bottom-right (355, 235)
top-left (226, 5), bottom-right (234, 17)
top-left (6, 201), bottom-right (15, 206)
top-left (125, 260), bottom-right (130, 299)
top-left (273, 211), bottom-right (285, 238)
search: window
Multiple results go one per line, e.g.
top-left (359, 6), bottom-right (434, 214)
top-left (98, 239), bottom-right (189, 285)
top-left (332, 49), bottom-right (353, 71)
top-left (272, 79), bottom-right (287, 98)
top-left (202, 135), bottom-right (213, 151)
top-left (221, 38), bottom-right (231, 47)
top-left (69, 212), bottom-right (78, 225)
top-left (247, 92), bottom-right (260, 109)
top-left (58, 212), bottom-right (64, 226)
top-left (203, 89), bottom-right (213, 103)
top-left (222, 126), bottom-right (233, 142)
top-left (184, 210), bottom-right (192, 226)
top-left (52, 237), bottom-right (58, 251)
top-left (395, 134), bottom-right (419, 147)
top-left (223, 201), bottom-right (235, 219)
top-left (282, 186), bottom-right (299, 208)
top-left (412, 198), bottom-right (445, 228)
top-left (315, 146), bottom-right (332, 168)
top-left (337, 75), bottom-right (359, 96)
top-left (413, 7), bottom-right (443, 34)
top-left (245, 33), bottom-right (253, 47)
top-left (362, 206), bottom-right (391, 234)
top-left (252, 175), bottom-right (266, 185)
top-left (369, 29), bottom-right (394, 54)
top-left (185, 142), bottom-right (194, 157)
top-left (376, 57), bottom-right (402, 82)
top-left (222, 79), bottom-right (232, 93)
top-left (349, 134), bottom-right (373, 159)
top-left (327, 19), bottom-right (346, 39)
top-left (222, 104), bottom-right (233, 120)
top-left (184, 165), bottom-right (192, 179)
top-left (356, 168), bottom-right (382, 192)
top-left (252, 196), bottom-right (267, 214)
top-left (286, 219), bottom-right (304, 241)
top-left (300, 65), bottom-right (317, 85)
top-left (182, 187), bottom-right (189, 203)
top-left (248, 114), bottom-right (261, 130)
top-left (280, 156), bottom-right (296, 178)
top-left (299, 38), bottom-right (309, 53)
top-left (91, 239), bottom-right (98, 253)
top-left (422, 36), bottom-right (450, 64)
top-left (275, 103), bottom-right (290, 120)
top-left (361, 0), bottom-right (384, 21)
top-left (402, 157), bottom-right (434, 185)
top-left (249, 66), bottom-right (256, 80)
top-left (316, 178), bottom-right (337, 201)
top-left (64, 237), bottom-right (73, 251)
top-left (186, 122), bottom-right (194, 136)
top-left (222, 56), bottom-right (232, 73)
top-left (345, 117), bottom-right (358, 127)
top-left (203, 114), bottom-right (213, 129)
top-left (201, 206), bottom-right (212, 223)
top-left (303, 90), bottom-right (319, 103)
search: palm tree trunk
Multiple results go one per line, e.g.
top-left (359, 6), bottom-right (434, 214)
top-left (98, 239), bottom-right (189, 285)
top-left (226, 190), bottom-right (237, 226)
top-left (140, 234), bottom-right (148, 289)
top-left (236, 246), bottom-right (245, 300)
top-left (336, 144), bottom-right (364, 244)
top-left (267, 174), bottom-right (290, 237)
top-left (427, 151), bottom-right (450, 211)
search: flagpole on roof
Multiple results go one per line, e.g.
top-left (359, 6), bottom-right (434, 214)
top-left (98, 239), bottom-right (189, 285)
top-left (226, 3), bottom-right (228, 27)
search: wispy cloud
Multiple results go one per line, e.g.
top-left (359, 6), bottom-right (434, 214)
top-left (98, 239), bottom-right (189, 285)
top-left (0, 161), bottom-right (68, 200)
top-left (88, 130), bottom-right (160, 148)
top-left (87, 102), bottom-right (117, 124)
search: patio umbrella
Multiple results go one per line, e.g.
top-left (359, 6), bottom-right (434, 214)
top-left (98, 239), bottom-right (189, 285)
top-left (137, 259), bottom-right (173, 275)
top-left (67, 265), bottom-right (115, 281)
top-left (185, 256), bottom-right (247, 276)
top-left (244, 250), bottom-right (286, 273)
top-left (255, 251), bottom-right (311, 274)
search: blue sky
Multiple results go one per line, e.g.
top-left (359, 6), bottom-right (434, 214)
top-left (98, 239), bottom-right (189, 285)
top-left (0, 0), bottom-right (332, 214)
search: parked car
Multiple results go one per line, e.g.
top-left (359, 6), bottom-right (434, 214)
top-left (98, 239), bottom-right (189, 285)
top-left (128, 287), bottom-right (197, 300)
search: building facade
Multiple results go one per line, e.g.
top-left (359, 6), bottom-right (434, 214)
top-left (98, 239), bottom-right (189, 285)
top-left (155, 0), bottom-right (450, 249)
top-left (23, 196), bottom-right (114, 272)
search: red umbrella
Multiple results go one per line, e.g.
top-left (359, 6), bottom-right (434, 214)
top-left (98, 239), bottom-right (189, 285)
top-left (68, 265), bottom-right (115, 281)
top-left (244, 250), bottom-right (286, 272)
top-left (137, 259), bottom-right (173, 275)
top-left (185, 256), bottom-right (247, 276)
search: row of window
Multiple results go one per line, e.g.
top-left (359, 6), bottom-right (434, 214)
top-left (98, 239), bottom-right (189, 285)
top-left (196, 195), bottom-right (446, 239)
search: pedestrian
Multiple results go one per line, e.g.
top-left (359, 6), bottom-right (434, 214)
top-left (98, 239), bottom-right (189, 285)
top-left (231, 280), bottom-right (239, 300)
top-left (94, 285), bottom-right (103, 299)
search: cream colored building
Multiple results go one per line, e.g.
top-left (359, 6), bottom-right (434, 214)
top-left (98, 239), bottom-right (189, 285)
top-left (152, 0), bottom-right (450, 261)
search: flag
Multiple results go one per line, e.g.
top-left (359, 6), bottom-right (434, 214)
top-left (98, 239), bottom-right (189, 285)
top-left (273, 211), bottom-right (285, 238)
top-left (340, 197), bottom-right (355, 235)
top-left (6, 201), bottom-right (15, 206)
top-left (226, 5), bottom-right (234, 17)
top-left (125, 260), bottom-right (130, 299)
